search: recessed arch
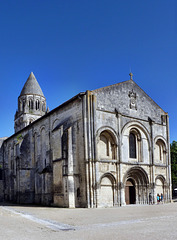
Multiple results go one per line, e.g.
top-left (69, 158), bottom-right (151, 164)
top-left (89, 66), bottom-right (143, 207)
top-left (154, 135), bottom-right (168, 149)
top-left (99, 172), bottom-right (116, 185)
top-left (121, 121), bottom-right (151, 163)
top-left (98, 172), bottom-right (116, 207)
top-left (97, 127), bottom-right (118, 160)
top-left (42, 101), bottom-right (46, 112)
top-left (52, 119), bottom-right (60, 131)
top-left (96, 126), bottom-right (118, 143)
top-left (121, 120), bottom-right (151, 147)
top-left (154, 137), bottom-right (167, 164)
top-left (35, 99), bottom-right (40, 110)
top-left (123, 167), bottom-right (149, 205)
top-left (28, 98), bottom-right (33, 110)
top-left (155, 175), bottom-right (166, 202)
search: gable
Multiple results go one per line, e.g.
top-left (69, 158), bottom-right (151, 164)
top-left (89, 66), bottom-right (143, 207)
top-left (92, 80), bottom-right (166, 124)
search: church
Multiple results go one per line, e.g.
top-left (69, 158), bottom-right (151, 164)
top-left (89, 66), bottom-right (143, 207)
top-left (0, 72), bottom-right (172, 207)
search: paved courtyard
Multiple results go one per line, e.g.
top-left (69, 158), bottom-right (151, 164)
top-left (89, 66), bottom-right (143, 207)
top-left (0, 202), bottom-right (177, 240)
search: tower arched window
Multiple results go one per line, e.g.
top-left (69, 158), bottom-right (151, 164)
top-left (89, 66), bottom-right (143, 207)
top-left (29, 99), bottom-right (33, 110)
top-left (42, 102), bottom-right (46, 112)
top-left (36, 100), bottom-right (40, 110)
top-left (129, 132), bottom-right (136, 158)
top-left (22, 100), bottom-right (25, 111)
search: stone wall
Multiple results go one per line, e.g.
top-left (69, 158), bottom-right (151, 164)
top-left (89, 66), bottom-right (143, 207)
top-left (0, 79), bottom-right (171, 208)
top-left (1, 95), bottom-right (87, 207)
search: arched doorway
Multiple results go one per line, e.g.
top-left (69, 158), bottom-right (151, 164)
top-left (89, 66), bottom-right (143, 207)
top-left (124, 167), bottom-right (149, 205)
top-left (125, 179), bottom-right (136, 204)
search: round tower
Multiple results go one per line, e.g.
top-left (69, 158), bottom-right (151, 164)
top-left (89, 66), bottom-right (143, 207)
top-left (14, 72), bottom-right (47, 133)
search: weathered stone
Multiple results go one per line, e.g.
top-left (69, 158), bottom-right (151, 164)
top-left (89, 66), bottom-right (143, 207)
top-left (0, 73), bottom-right (171, 207)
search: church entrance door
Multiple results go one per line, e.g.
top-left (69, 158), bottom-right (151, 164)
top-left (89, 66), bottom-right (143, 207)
top-left (125, 179), bottom-right (136, 205)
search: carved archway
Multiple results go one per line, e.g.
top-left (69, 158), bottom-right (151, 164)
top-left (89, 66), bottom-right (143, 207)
top-left (124, 167), bottom-right (149, 205)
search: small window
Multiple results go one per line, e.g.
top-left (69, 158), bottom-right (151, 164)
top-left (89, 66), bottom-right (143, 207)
top-left (36, 100), bottom-right (40, 110)
top-left (22, 100), bottom-right (25, 111)
top-left (29, 99), bottom-right (33, 110)
top-left (42, 102), bottom-right (46, 112)
top-left (129, 133), bottom-right (136, 158)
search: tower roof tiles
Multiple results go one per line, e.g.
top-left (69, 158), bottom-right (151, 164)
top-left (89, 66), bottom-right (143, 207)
top-left (20, 72), bottom-right (44, 97)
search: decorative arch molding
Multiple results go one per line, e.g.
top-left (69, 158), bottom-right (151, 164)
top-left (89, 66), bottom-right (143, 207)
top-left (123, 166), bottom-right (149, 186)
top-left (99, 172), bottom-right (116, 186)
top-left (32, 131), bottom-right (38, 140)
top-left (121, 120), bottom-right (151, 163)
top-left (123, 166), bottom-right (149, 205)
top-left (35, 99), bottom-right (40, 110)
top-left (28, 98), bottom-right (34, 110)
top-left (96, 126), bottom-right (118, 144)
top-left (52, 119), bottom-right (60, 131)
top-left (154, 135), bottom-right (168, 149)
top-left (154, 136), bottom-right (167, 164)
top-left (121, 120), bottom-right (151, 147)
top-left (155, 174), bottom-right (166, 185)
top-left (40, 125), bottom-right (46, 133)
top-left (130, 128), bottom-right (141, 140)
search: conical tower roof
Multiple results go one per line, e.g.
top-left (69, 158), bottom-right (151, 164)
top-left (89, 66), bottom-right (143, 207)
top-left (20, 72), bottom-right (44, 97)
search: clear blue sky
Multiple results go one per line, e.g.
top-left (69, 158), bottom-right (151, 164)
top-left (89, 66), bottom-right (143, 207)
top-left (0, 0), bottom-right (177, 142)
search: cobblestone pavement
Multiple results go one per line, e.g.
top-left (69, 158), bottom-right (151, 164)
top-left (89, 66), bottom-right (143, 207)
top-left (0, 202), bottom-right (177, 240)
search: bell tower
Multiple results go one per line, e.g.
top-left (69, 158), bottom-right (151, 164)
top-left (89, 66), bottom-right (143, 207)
top-left (14, 72), bottom-right (47, 133)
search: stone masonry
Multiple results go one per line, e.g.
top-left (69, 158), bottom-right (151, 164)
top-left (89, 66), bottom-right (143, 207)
top-left (0, 72), bottom-right (172, 207)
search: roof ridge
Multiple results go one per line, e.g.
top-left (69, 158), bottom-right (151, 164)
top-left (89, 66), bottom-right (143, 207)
top-left (92, 79), bottom-right (132, 92)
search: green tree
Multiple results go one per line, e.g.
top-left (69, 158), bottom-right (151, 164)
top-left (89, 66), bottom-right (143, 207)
top-left (170, 141), bottom-right (177, 190)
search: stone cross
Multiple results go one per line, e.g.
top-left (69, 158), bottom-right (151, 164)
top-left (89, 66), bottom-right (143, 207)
top-left (129, 72), bottom-right (133, 80)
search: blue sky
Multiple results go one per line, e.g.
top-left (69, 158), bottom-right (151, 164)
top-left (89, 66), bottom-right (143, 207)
top-left (0, 0), bottom-right (177, 142)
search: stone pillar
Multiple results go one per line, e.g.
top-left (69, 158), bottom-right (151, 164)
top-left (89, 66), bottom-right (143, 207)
top-left (149, 118), bottom-right (155, 203)
top-left (83, 95), bottom-right (91, 208)
top-left (166, 114), bottom-right (172, 202)
top-left (117, 112), bottom-right (125, 206)
top-left (67, 127), bottom-right (75, 208)
top-left (85, 91), bottom-right (95, 208)
top-left (120, 181), bottom-right (125, 206)
top-left (91, 94), bottom-right (97, 208)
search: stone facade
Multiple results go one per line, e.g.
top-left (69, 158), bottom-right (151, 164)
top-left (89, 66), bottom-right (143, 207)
top-left (0, 73), bottom-right (172, 207)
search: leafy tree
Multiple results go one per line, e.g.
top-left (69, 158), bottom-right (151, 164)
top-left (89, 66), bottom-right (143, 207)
top-left (170, 141), bottom-right (177, 191)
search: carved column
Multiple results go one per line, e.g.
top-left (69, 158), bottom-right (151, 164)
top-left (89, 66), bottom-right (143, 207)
top-left (67, 127), bottom-right (75, 208)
